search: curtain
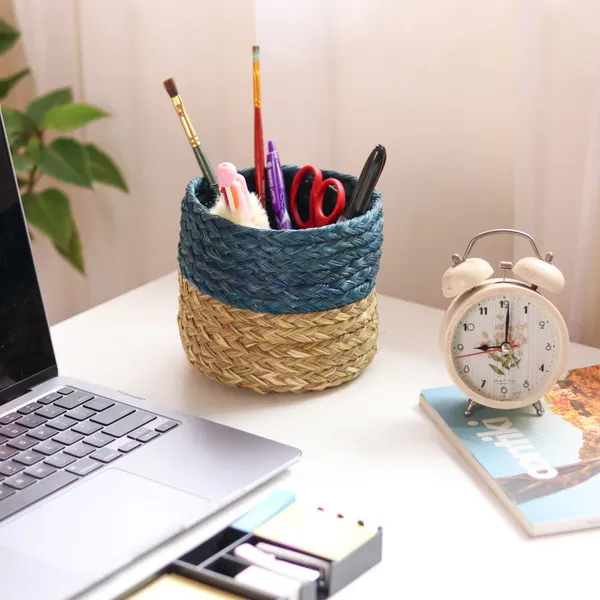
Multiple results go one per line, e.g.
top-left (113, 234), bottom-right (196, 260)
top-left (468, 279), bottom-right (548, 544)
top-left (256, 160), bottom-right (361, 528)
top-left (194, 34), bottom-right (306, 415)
top-left (515, 0), bottom-right (600, 347)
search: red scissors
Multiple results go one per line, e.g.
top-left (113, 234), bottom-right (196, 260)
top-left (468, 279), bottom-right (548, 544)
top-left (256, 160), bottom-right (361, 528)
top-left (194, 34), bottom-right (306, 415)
top-left (289, 165), bottom-right (346, 228)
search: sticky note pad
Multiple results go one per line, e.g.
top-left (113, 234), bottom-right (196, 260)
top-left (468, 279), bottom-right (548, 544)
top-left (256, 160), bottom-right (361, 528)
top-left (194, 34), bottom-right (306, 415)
top-left (254, 500), bottom-right (377, 561)
top-left (128, 573), bottom-right (244, 599)
top-left (231, 488), bottom-right (296, 533)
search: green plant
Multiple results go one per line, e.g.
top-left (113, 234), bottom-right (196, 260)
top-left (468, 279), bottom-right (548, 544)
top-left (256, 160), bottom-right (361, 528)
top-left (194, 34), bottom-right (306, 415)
top-left (0, 18), bottom-right (128, 273)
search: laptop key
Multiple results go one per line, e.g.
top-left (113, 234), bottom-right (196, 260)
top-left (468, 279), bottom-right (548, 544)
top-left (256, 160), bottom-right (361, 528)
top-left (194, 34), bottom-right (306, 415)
top-left (103, 411), bottom-right (155, 438)
top-left (4, 473), bottom-right (36, 490)
top-left (0, 434), bottom-right (7, 444)
top-left (0, 461), bottom-right (24, 476)
top-left (27, 426), bottom-right (57, 441)
top-left (24, 463), bottom-right (57, 479)
top-left (66, 407), bottom-right (96, 421)
top-left (90, 403), bottom-right (134, 426)
top-left (0, 470), bottom-right (78, 522)
top-left (84, 433), bottom-right (113, 448)
top-left (34, 440), bottom-right (65, 456)
top-left (55, 391), bottom-right (94, 410)
top-left (15, 414), bottom-right (47, 429)
top-left (137, 430), bottom-right (160, 443)
top-left (0, 446), bottom-right (18, 461)
top-left (0, 424), bottom-right (27, 438)
top-left (156, 420), bottom-right (179, 433)
top-left (37, 392), bottom-right (62, 405)
top-left (128, 427), bottom-right (150, 440)
top-left (0, 413), bottom-right (20, 425)
top-left (0, 485), bottom-right (15, 500)
top-left (71, 421), bottom-right (102, 435)
top-left (118, 440), bottom-right (141, 453)
top-left (84, 398), bottom-right (115, 412)
top-left (64, 442), bottom-right (95, 458)
top-left (17, 403), bottom-right (42, 415)
top-left (35, 405), bottom-right (66, 419)
top-left (52, 430), bottom-right (84, 446)
top-left (90, 448), bottom-right (121, 463)
top-left (44, 452), bottom-right (76, 469)
top-left (13, 451), bottom-right (45, 466)
top-left (7, 435), bottom-right (38, 450)
top-left (57, 387), bottom-right (75, 395)
top-left (66, 458), bottom-right (102, 476)
top-left (46, 416), bottom-right (78, 431)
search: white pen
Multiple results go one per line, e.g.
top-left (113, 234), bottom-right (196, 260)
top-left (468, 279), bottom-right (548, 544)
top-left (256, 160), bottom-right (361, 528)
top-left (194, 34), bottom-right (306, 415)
top-left (234, 565), bottom-right (301, 600)
top-left (234, 543), bottom-right (320, 583)
top-left (255, 542), bottom-right (330, 576)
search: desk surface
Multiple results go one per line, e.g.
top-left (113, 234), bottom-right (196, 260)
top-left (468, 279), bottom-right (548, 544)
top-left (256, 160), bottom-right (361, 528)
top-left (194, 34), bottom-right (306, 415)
top-left (52, 272), bottom-right (600, 599)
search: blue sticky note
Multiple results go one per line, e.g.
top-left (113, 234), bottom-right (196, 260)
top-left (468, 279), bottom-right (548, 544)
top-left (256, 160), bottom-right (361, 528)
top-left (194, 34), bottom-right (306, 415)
top-left (232, 489), bottom-right (296, 532)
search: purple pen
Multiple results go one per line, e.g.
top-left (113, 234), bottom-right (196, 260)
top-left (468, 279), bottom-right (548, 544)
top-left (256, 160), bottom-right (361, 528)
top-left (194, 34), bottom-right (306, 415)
top-left (266, 140), bottom-right (292, 230)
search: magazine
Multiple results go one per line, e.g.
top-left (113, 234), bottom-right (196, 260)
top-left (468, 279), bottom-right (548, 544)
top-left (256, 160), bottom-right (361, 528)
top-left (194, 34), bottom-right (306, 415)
top-left (420, 365), bottom-right (600, 536)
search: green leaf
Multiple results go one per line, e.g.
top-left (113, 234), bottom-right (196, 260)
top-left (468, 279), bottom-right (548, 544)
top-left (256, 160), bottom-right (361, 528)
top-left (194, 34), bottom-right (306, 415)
top-left (22, 188), bottom-right (73, 248)
top-left (3, 107), bottom-right (25, 140)
top-left (85, 143), bottom-right (128, 192)
top-left (54, 221), bottom-right (84, 274)
top-left (501, 355), bottom-right (512, 369)
top-left (38, 137), bottom-right (92, 188)
top-left (16, 176), bottom-right (27, 188)
top-left (0, 68), bottom-right (29, 100)
top-left (489, 364), bottom-right (505, 376)
top-left (0, 18), bottom-right (20, 55)
top-left (12, 153), bottom-right (31, 173)
top-left (43, 103), bottom-right (108, 132)
top-left (489, 353), bottom-right (503, 362)
top-left (25, 87), bottom-right (73, 127)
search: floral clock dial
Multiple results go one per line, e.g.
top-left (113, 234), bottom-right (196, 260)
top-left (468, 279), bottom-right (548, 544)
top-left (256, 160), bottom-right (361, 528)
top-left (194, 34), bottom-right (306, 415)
top-left (450, 290), bottom-right (560, 404)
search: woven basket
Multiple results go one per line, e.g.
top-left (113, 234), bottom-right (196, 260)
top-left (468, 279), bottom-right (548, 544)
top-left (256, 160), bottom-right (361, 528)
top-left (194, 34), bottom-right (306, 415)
top-left (177, 166), bottom-right (383, 393)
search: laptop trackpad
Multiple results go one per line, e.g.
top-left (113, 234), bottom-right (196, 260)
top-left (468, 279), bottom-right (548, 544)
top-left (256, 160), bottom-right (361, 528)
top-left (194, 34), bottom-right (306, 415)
top-left (1, 468), bottom-right (210, 575)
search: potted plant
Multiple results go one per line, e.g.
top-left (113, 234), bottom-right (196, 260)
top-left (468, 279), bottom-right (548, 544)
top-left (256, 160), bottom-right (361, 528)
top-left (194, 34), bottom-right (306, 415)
top-left (0, 17), bottom-right (128, 273)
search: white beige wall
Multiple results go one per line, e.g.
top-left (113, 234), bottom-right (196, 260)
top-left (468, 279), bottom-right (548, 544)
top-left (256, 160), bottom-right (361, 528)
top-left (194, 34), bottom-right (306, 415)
top-left (8, 1), bottom-right (600, 347)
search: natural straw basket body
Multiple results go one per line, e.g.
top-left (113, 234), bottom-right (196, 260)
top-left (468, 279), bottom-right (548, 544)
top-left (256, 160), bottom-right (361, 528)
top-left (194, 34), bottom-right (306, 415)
top-left (177, 166), bottom-right (383, 393)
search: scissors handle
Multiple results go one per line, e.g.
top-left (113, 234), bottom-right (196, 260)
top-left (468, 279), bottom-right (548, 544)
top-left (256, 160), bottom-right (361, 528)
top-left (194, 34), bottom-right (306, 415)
top-left (310, 177), bottom-right (345, 227)
top-left (290, 165), bottom-right (346, 228)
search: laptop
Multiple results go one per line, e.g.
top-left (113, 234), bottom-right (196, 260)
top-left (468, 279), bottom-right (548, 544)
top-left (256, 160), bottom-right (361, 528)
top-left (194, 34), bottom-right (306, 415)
top-left (0, 111), bottom-right (302, 599)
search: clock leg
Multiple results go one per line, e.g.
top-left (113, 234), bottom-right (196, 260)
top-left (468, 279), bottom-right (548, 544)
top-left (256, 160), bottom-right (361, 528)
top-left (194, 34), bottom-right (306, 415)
top-left (533, 400), bottom-right (545, 416)
top-left (464, 399), bottom-right (477, 416)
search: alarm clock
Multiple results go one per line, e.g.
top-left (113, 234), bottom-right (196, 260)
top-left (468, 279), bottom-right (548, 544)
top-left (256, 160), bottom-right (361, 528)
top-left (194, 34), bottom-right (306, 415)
top-left (440, 228), bottom-right (569, 416)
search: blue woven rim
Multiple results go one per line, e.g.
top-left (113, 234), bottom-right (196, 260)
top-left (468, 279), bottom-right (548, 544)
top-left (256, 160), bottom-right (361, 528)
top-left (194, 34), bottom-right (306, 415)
top-left (178, 166), bottom-right (383, 314)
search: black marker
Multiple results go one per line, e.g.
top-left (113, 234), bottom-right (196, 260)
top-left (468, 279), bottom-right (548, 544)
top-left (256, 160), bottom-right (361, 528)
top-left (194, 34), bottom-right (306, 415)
top-left (338, 144), bottom-right (387, 222)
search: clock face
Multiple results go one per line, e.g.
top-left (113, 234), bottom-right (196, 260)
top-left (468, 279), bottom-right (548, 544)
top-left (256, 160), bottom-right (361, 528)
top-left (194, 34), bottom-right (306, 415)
top-left (450, 290), bottom-right (560, 404)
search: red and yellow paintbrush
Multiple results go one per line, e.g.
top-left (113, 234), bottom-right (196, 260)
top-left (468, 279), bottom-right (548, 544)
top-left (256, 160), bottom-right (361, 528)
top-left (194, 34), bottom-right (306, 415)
top-left (253, 45), bottom-right (266, 208)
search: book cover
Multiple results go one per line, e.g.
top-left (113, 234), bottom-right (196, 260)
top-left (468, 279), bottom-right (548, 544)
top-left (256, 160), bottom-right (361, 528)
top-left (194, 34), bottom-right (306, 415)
top-left (420, 364), bottom-right (600, 536)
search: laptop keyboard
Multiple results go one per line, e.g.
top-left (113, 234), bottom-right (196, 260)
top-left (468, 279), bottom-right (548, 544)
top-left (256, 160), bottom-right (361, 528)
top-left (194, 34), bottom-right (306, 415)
top-left (0, 386), bottom-right (179, 522)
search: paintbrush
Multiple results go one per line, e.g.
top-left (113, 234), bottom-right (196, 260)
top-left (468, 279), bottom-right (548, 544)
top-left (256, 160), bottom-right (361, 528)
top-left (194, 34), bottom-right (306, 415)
top-left (163, 77), bottom-right (218, 193)
top-left (252, 46), bottom-right (266, 208)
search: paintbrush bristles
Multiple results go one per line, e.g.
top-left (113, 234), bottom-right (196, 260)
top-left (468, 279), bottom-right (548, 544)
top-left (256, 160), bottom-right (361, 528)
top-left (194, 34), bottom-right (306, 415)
top-left (252, 45), bottom-right (260, 61)
top-left (163, 78), bottom-right (178, 98)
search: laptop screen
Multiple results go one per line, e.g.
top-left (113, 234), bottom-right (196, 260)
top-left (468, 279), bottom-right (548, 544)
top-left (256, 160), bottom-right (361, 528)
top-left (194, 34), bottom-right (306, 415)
top-left (0, 111), bottom-right (56, 402)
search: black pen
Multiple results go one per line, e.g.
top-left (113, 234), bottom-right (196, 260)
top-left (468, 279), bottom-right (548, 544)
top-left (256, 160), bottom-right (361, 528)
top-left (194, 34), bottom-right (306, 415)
top-left (338, 144), bottom-right (387, 222)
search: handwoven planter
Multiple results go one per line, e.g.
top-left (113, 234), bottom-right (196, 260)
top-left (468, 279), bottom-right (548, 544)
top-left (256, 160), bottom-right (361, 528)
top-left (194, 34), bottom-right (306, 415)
top-left (177, 166), bottom-right (383, 393)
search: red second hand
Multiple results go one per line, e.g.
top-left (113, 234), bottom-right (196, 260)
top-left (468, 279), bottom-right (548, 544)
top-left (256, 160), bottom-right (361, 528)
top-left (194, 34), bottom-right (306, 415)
top-left (456, 345), bottom-right (520, 360)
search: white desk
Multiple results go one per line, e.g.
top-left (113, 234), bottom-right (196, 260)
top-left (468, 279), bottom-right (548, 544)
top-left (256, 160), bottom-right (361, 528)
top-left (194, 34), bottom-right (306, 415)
top-left (52, 272), bottom-right (600, 599)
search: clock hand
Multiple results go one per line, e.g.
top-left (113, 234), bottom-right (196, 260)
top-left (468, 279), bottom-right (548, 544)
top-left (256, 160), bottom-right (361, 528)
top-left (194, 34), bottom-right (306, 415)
top-left (456, 344), bottom-right (520, 360)
top-left (473, 344), bottom-right (501, 351)
top-left (504, 302), bottom-right (510, 344)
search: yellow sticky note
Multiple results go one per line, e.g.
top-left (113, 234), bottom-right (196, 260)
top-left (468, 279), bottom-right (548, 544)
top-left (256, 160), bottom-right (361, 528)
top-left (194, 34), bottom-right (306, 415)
top-left (254, 500), bottom-right (377, 561)
top-left (127, 573), bottom-right (244, 599)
